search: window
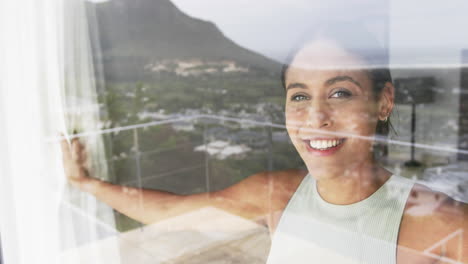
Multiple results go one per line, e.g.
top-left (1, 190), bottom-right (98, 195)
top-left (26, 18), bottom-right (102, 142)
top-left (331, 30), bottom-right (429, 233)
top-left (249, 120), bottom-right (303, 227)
top-left (1, 0), bottom-right (468, 263)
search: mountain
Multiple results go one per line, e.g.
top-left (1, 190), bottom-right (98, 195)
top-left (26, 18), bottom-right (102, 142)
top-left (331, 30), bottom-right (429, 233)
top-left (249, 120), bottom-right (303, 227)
top-left (89, 0), bottom-right (281, 81)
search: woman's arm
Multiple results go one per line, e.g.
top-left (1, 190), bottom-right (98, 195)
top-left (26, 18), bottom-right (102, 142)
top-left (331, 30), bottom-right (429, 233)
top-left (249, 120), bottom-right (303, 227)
top-left (72, 176), bottom-right (212, 224)
top-left (399, 185), bottom-right (468, 263)
top-left (61, 137), bottom-right (306, 226)
top-left (61, 137), bottom-right (208, 224)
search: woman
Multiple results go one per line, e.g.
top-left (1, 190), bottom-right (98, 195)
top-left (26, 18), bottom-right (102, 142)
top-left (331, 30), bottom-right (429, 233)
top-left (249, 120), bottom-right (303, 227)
top-left (61, 23), bottom-right (468, 263)
top-left (266, 25), bottom-right (468, 263)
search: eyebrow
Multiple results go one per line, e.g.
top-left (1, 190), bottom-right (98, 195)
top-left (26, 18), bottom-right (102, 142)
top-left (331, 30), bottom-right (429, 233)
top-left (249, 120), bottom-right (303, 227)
top-left (285, 82), bottom-right (307, 91)
top-left (324, 75), bottom-right (362, 88)
top-left (285, 75), bottom-right (362, 92)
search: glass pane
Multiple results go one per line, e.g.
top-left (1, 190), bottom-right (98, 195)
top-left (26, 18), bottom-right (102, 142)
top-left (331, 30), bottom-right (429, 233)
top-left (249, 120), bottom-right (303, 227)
top-left (4, 0), bottom-right (464, 263)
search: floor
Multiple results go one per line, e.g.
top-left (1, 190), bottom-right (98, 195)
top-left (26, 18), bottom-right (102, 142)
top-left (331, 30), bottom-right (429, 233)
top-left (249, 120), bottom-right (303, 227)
top-left (59, 207), bottom-right (271, 264)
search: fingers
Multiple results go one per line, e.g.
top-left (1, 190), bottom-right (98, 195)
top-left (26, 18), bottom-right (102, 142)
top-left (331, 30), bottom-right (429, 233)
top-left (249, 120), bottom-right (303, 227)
top-left (59, 133), bottom-right (92, 184)
top-left (60, 133), bottom-right (86, 163)
top-left (60, 134), bottom-right (72, 161)
top-left (71, 138), bottom-right (86, 163)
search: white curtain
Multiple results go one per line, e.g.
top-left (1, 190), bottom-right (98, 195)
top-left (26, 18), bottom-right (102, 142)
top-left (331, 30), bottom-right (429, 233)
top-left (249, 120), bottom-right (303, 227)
top-left (0, 0), bottom-right (120, 263)
top-left (59, 0), bottom-right (120, 253)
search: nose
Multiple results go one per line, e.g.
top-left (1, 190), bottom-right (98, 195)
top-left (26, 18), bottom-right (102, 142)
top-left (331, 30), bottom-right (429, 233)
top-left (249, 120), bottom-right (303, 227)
top-left (305, 101), bottom-right (332, 129)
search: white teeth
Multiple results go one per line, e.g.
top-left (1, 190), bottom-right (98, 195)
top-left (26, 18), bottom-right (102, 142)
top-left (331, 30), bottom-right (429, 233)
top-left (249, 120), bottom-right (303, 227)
top-left (308, 139), bottom-right (343, 150)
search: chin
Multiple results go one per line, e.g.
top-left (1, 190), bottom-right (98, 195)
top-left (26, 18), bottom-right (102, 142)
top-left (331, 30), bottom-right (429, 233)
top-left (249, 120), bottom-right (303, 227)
top-left (304, 162), bottom-right (343, 178)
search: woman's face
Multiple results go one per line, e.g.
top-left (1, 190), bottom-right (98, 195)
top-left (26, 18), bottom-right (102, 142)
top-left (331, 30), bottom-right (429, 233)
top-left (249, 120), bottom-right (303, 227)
top-left (285, 39), bottom-right (385, 179)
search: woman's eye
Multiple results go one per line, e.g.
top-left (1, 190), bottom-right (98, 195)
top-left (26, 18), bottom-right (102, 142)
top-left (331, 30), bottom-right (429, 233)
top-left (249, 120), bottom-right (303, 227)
top-left (291, 94), bottom-right (309, 101)
top-left (330, 90), bottom-right (352, 98)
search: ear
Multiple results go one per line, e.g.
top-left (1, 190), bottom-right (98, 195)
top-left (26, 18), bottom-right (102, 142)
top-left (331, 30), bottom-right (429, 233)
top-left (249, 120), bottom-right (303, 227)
top-left (378, 82), bottom-right (395, 121)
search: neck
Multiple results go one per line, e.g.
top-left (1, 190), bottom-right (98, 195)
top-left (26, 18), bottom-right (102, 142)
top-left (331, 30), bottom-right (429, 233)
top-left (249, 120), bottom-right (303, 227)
top-left (315, 159), bottom-right (391, 205)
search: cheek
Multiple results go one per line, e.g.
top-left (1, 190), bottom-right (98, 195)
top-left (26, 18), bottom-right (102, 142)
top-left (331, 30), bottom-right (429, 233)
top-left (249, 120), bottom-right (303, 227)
top-left (337, 103), bottom-right (379, 135)
top-left (285, 106), bottom-right (306, 128)
top-left (285, 106), bottom-right (310, 145)
top-left (339, 107), bottom-right (379, 153)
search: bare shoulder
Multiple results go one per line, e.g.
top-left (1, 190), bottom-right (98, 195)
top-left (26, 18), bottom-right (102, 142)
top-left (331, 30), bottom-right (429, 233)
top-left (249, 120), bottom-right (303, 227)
top-left (398, 183), bottom-right (468, 263)
top-left (253, 168), bottom-right (308, 192)
top-left (252, 168), bottom-right (307, 198)
top-left (209, 169), bottom-right (307, 220)
top-left (246, 168), bottom-right (307, 185)
top-left (214, 168), bottom-right (307, 203)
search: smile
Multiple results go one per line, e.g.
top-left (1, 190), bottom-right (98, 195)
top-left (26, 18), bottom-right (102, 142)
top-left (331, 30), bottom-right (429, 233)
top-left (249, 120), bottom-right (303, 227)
top-left (302, 138), bottom-right (346, 156)
top-left (308, 138), bottom-right (345, 150)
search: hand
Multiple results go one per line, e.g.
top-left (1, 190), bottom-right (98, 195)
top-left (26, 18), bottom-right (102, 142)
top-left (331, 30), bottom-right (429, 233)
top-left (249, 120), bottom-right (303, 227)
top-left (60, 135), bottom-right (90, 187)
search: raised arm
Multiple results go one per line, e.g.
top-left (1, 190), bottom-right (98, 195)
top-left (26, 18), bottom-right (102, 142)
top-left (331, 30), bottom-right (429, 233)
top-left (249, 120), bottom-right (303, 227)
top-left (61, 137), bottom-right (306, 227)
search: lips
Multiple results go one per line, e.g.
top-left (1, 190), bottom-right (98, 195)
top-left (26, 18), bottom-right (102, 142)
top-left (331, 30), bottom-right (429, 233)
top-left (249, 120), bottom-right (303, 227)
top-left (302, 138), bottom-right (346, 156)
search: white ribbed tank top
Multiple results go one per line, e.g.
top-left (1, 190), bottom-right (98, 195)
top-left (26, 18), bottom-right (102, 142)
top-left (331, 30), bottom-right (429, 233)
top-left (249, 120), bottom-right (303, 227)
top-left (267, 174), bottom-right (415, 264)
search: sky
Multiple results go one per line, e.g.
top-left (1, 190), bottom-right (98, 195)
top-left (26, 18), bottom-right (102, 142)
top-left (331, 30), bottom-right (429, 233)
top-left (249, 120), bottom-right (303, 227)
top-left (170, 0), bottom-right (468, 64)
top-left (170, 0), bottom-right (389, 61)
top-left (88, 0), bottom-right (468, 64)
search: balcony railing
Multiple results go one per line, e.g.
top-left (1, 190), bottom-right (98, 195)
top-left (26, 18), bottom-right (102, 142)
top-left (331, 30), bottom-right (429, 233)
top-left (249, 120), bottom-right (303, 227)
top-left (54, 114), bottom-right (468, 263)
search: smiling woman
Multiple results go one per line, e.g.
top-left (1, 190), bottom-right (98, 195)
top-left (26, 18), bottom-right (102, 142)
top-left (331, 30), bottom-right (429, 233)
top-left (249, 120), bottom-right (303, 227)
top-left (267, 23), bottom-right (468, 264)
top-left (282, 24), bottom-right (394, 187)
top-left (60, 20), bottom-right (468, 264)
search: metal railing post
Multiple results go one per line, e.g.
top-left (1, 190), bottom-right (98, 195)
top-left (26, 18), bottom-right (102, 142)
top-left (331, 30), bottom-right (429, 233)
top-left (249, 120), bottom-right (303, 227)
top-left (203, 119), bottom-right (211, 194)
top-left (267, 125), bottom-right (273, 171)
top-left (133, 127), bottom-right (144, 229)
